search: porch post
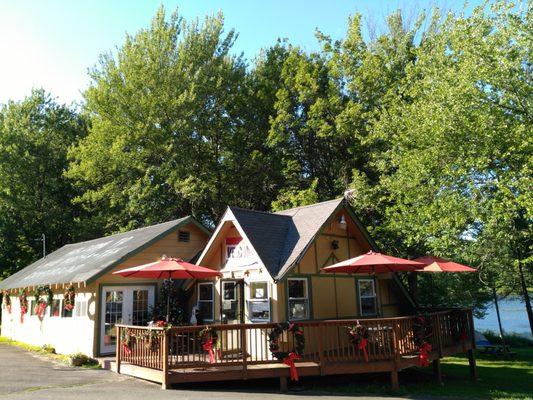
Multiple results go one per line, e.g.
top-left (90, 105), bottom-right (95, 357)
top-left (279, 376), bottom-right (288, 392)
top-left (467, 349), bottom-right (477, 381)
top-left (161, 329), bottom-right (169, 389)
top-left (432, 359), bottom-right (443, 384)
top-left (115, 325), bottom-right (121, 374)
top-left (390, 370), bottom-right (399, 390)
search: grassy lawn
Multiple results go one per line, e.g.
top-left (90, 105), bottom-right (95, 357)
top-left (308, 348), bottom-right (533, 399)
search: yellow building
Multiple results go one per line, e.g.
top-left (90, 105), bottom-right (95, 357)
top-left (195, 198), bottom-right (415, 325)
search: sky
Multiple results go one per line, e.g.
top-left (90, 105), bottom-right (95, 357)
top-left (0, 0), bottom-right (481, 105)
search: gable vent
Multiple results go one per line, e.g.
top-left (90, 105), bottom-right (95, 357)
top-left (178, 230), bottom-right (190, 242)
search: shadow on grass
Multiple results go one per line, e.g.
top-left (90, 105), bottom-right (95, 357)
top-left (170, 349), bottom-right (532, 399)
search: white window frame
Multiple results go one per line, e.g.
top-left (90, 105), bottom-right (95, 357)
top-left (247, 281), bottom-right (270, 322)
top-left (49, 296), bottom-right (62, 318)
top-left (197, 282), bottom-right (214, 322)
top-left (287, 277), bottom-right (310, 320)
top-left (358, 278), bottom-right (378, 316)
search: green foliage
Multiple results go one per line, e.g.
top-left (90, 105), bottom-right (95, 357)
top-left (69, 352), bottom-right (100, 367)
top-left (150, 280), bottom-right (193, 325)
top-left (0, 90), bottom-right (87, 278)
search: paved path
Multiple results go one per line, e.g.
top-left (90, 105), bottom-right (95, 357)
top-left (0, 343), bottom-right (409, 399)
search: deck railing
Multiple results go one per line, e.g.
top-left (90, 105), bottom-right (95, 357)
top-left (116, 308), bottom-right (474, 376)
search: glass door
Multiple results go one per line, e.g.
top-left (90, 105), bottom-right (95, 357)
top-left (100, 286), bottom-right (155, 354)
top-left (221, 280), bottom-right (243, 324)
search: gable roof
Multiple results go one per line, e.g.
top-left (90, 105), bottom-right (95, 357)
top-left (0, 216), bottom-right (208, 290)
top-left (212, 198), bottom-right (344, 280)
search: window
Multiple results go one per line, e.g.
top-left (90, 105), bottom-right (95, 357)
top-left (29, 299), bottom-right (37, 316)
top-left (288, 278), bottom-right (309, 320)
top-left (50, 299), bottom-right (61, 317)
top-left (197, 283), bottom-right (214, 321)
top-left (221, 281), bottom-right (240, 322)
top-left (75, 300), bottom-right (88, 318)
top-left (248, 282), bottom-right (270, 322)
top-left (358, 279), bottom-right (377, 316)
top-left (178, 230), bottom-right (190, 242)
top-left (62, 299), bottom-right (74, 318)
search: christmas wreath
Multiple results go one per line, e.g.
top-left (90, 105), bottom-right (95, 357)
top-left (121, 328), bottom-right (136, 355)
top-left (346, 321), bottom-right (370, 362)
top-left (199, 326), bottom-right (219, 363)
top-left (413, 314), bottom-right (433, 367)
top-left (64, 285), bottom-right (75, 311)
top-left (450, 310), bottom-right (468, 352)
top-left (268, 322), bottom-right (305, 381)
top-left (33, 285), bottom-right (53, 320)
top-left (2, 291), bottom-right (11, 314)
top-left (19, 289), bottom-right (28, 323)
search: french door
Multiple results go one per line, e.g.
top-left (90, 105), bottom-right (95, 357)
top-left (100, 285), bottom-right (155, 354)
top-left (220, 280), bottom-right (244, 324)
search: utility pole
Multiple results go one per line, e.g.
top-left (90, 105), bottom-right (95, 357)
top-left (34, 234), bottom-right (46, 258)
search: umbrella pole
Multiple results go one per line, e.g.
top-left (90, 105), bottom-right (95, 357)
top-left (166, 276), bottom-right (172, 322)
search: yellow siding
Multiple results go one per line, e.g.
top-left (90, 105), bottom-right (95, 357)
top-left (335, 277), bottom-right (357, 317)
top-left (311, 276), bottom-right (336, 319)
top-left (275, 281), bottom-right (286, 322)
top-left (298, 244), bottom-right (316, 274)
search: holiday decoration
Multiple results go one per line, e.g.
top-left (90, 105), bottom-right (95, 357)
top-left (413, 314), bottom-right (433, 367)
top-left (64, 285), bottom-right (75, 311)
top-left (33, 286), bottom-right (53, 320)
top-left (121, 328), bottom-right (134, 356)
top-left (2, 291), bottom-right (11, 314)
top-left (19, 289), bottom-right (28, 323)
top-left (199, 326), bottom-right (218, 363)
top-left (450, 310), bottom-right (469, 352)
top-left (347, 321), bottom-right (369, 362)
top-left (268, 322), bottom-right (305, 381)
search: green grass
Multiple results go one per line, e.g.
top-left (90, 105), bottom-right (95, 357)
top-left (0, 336), bottom-right (101, 369)
top-left (308, 348), bottom-right (533, 400)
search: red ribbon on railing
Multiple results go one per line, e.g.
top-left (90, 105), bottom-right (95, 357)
top-left (418, 342), bottom-right (432, 367)
top-left (122, 343), bottom-right (132, 356)
top-left (358, 338), bottom-right (369, 362)
top-left (203, 338), bottom-right (216, 363)
top-left (283, 352), bottom-right (301, 381)
top-left (460, 329), bottom-right (467, 352)
top-left (20, 306), bottom-right (27, 323)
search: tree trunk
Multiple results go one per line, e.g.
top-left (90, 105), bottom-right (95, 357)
top-left (492, 286), bottom-right (507, 349)
top-left (517, 260), bottom-right (533, 337)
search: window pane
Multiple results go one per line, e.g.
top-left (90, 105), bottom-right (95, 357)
top-left (359, 280), bottom-right (375, 297)
top-left (249, 300), bottom-right (270, 321)
top-left (132, 290), bottom-right (149, 326)
top-left (198, 301), bottom-right (213, 320)
top-left (199, 284), bottom-right (213, 300)
top-left (288, 299), bottom-right (308, 320)
top-left (223, 282), bottom-right (236, 300)
top-left (62, 305), bottom-right (74, 318)
top-left (50, 299), bottom-right (61, 317)
top-left (30, 300), bottom-right (37, 316)
top-left (288, 279), bottom-right (305, 299)
top-left (250, 282), bottom-right (267, 299)
top-left (361, 297), bottom-right (377, 315)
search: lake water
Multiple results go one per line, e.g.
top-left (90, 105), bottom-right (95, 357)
top-left (474, 297), bottom-right (532, 340)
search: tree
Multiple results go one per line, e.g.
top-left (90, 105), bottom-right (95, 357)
top-left (0, 89), bottom-right (87, 278)
top-left (351, 2), bottom-right (531, 321)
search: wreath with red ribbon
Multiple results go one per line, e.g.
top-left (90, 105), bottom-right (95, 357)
top-left (64, 285), bottom-right (75, 311)
top-left (33, 285), bottom-right (53, 320)
top-left (199, 326), bottom-right (219, 363)
top-left (347, 321), bottom-right (369, 362)
top-left (121, 328), bottom-right (135, 356)
top-left (19, 289), bottom-right (28, 323)
top-left (2, 291), bottom-right (11, 314)
top-left (413, 314), bottom-right (433, 367)
top-left (450, 310), bottom-right (468, 352)
top-left (268, 322), bottom-right (305, 381)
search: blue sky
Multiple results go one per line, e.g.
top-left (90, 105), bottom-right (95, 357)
top-left (0, 1), bottom-right (479, 105)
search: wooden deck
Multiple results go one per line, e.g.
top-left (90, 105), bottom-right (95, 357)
top-left (115, 309), bottom-right (477, 390)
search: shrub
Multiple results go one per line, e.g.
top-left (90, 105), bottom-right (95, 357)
top-left (70, 353), bottom-right (99, 367)
top-left (41, 344), bottom-right (56, 354)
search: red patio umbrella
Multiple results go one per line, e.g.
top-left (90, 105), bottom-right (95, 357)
top-left (321, 251), bottom-right (425, 274)
top-left (113, 257), bottom-right (220, 321)
top-left (413, 256), bottom-right (477, 273)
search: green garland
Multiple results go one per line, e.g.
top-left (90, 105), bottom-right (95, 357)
top-left (64, 285), bottom-right (75, 311)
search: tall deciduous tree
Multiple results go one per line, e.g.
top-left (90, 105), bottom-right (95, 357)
top-left (0, 89), bottom-right (87, 277)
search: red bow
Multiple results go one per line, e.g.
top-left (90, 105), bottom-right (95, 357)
top-left (122, 343), bottom-right (132, 356)
top-left (418, 342), bottom-right (432, 367)
top-left (283, 352), bottom-right (301, 381)
top-left (20, 306), bottom-right (27, 323)
top-left (37, 303), bottom-right (47, 320)
top-left (358, 338), bottom-right (369, 362)
top-left (203, 338), bottom-right (216, 363)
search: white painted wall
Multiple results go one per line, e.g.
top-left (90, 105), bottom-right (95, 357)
top-left (1, 292), bottom-right (96, 357)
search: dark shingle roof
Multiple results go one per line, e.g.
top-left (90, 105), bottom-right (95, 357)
top-left (0, 216), bottom-right (203, 290)
top-left (230, 198), bottom-right (344, 279)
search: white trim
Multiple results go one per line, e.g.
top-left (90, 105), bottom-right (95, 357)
top-left (247, 280), bottom-right (270, 322)
top-left (197, 282), bottom-right (214, 322)
top-left (358, 278), bottom-right (377, 316)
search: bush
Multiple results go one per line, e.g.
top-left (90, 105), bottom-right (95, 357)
top-left (41, 344), bottom-right (56, 354)
top-left (69, 353), bottom-right (99, 367)
top-left (482, 330), bottom-right (533, 347)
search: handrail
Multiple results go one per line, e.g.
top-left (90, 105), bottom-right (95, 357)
top-left (115, 308), bottom-right (474, 374)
